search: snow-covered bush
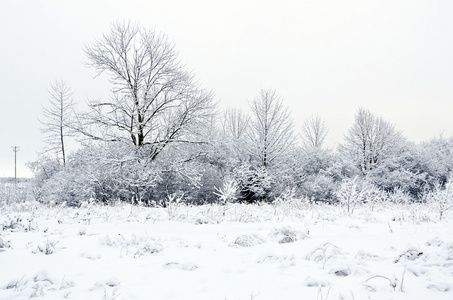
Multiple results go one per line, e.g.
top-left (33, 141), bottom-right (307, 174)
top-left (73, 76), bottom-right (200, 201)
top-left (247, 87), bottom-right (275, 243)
top-left (0, 236), bottom-right (11, 249)
top-left (425, 177), bottom-right (453, 220)
top-left (2, 215), bottom-right (25, 232)
top-left (233, 164), bottom-right (273, 203)
top-left (233, 234), bottom-right (264, 247)
top-left (299, 173), bottom-right (338, 204)
top-left (387, 187), bottom-right (412, 205)
top-left (29, 143), bottom-right (201, 206)
top-left (103, 234), bottom-right (163, 258)
top-left (33, 240), bottom-right (59, 255)
top-left (214, 178), bottom-right (239, 205)
top-left (40, 168), bottom-right (93, 207)
top-left (364, 144), bottom-right (421, 199)
top-left (306, 242), bottom-right (342, 269)
top-left (273, 187), bottom-right (310, 211)
top-left (269, 226), bottom-right (309, 243)
top-left (29, 149), bottom-right (94, 206)
top-left (407, 137), bottom-right (453, 200)
top-left (336, 177), bottom-right (364, 215)
top-left (27, 157), bottom-right (62, 202)
top-left (274, 187), bottom-right (296, 203)
top-left (293, 148), bottom-right (345, 203)
top-left (361, 182), bottom-right (386, 210)
top-left (164, 193), bottom-right (185, 220)
top-left (214, 178), bottom-right (239, 216)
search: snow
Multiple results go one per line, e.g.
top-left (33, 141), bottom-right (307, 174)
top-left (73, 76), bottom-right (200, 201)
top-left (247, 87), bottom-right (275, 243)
top-left (1, 201), bottom-right (452, 300)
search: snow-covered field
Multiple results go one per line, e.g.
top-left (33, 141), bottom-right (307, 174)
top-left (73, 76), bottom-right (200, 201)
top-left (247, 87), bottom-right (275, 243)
top-left (1, 201), bottom-right (452, 300)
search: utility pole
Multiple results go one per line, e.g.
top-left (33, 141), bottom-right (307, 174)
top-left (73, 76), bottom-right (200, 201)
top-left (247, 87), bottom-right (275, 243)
top-left (12, 146), bottom-right (20, 185)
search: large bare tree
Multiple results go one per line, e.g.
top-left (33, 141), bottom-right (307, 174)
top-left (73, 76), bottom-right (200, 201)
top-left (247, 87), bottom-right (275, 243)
top-left (79, 21), bottom-right (213, 161)
top-left (40, 80), bottom-right (75, 167)
top-left (248, 89), bottom-right (295, 168)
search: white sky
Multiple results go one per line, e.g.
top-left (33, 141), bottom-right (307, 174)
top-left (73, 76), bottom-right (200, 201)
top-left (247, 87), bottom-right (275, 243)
top-left (1, 0), bottom-right (453, 178)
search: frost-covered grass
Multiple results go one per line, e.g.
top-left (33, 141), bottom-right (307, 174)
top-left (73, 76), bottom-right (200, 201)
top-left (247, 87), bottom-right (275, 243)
top-left (0, 200), bottom-right (452, 300)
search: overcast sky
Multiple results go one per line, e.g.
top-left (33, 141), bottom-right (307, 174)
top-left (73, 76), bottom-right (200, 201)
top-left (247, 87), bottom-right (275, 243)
top-left (1, 0), bottom-right (453, 178)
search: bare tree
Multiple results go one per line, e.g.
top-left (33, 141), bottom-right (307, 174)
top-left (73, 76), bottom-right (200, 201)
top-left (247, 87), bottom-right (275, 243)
top-left (301, 114), bottom-right (328, 149)
top-left (222, 108), bottom-right (250, 161)
top-left (248, 89), bottom-right (295, 168)
top-left (340, 108), bottom-right (403, 175)
top-left (79, 21), bottom-right (214, 161)
top-left (40, 80), bottom-right (75, 166)
top-left (222, 108), bottom-right (249, 141)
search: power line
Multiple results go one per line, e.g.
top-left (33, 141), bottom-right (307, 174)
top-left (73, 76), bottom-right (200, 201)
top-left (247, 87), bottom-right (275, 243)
top-left (12, 146), bottom-right (20, 185)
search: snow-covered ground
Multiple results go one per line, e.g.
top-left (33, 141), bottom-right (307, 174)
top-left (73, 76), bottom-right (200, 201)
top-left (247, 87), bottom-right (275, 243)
top-left (0, 200), bottom-right (452, 300)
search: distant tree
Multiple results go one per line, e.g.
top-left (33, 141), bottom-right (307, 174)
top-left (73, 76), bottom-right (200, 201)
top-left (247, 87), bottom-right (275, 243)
top-left (79, 20), bottom-right (214, 161)
top-left (412, 137), bottom-right (453, 189)
top-left (221, 108), bottom-right (250, 163)
top-left (223, 108), bottom-right (250, 141)
top-left (248, 89), bottom-right (295, 169)
top-left (301, 114), bottom-right (328, 149)
top-left (340, 108), bottom-right (404, 176)
top-left (365, 142), bottom-right (421, 197)
top-left (40, 80), bottom-right (75, 167)
top-left (295, 148), bottom-right (344, 203)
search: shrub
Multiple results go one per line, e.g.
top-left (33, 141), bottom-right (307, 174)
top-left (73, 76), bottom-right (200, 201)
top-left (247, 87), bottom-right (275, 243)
top-left (336, 177), bottom-right (364, 215)
top-left (425, 177), bottom-right (453, 220)
top-left (233, 164), bottom-right (273, 203)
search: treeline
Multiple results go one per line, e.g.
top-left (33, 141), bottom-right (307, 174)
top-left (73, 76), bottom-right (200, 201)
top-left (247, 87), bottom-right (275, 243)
top-left (0, 178), bottom-right (30, 184)
top-left (29, 21), bottom-right (453, 207)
